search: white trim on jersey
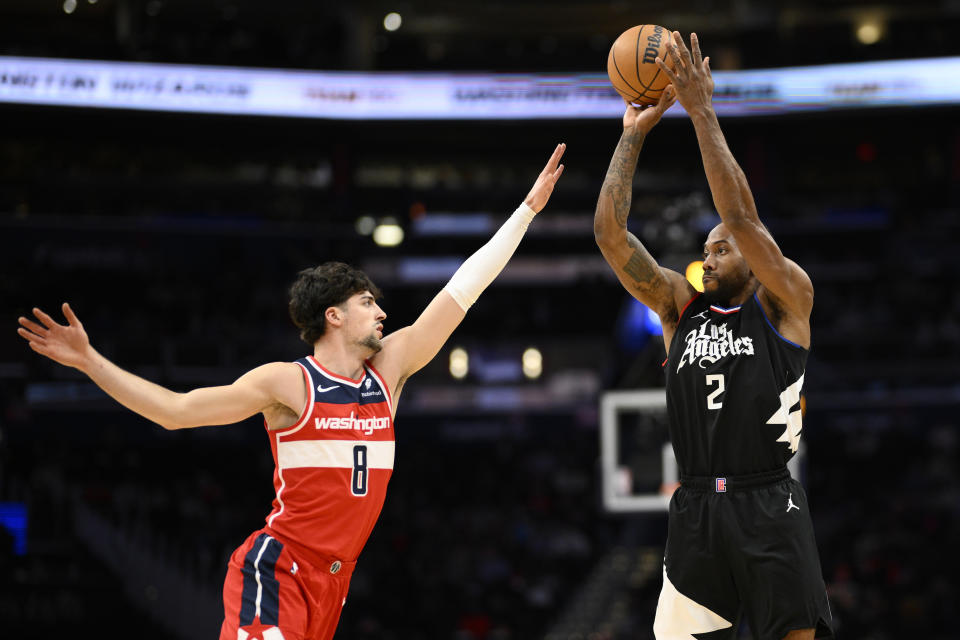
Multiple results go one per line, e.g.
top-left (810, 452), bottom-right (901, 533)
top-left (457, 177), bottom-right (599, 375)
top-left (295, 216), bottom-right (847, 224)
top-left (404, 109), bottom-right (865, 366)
top-left (364, 363), bottom-right (393, 417)
top-left (709, 304), bottom-right (742, 314)
top-left (278, 439), bottom-right (395, 471)
top-left (307, 356), bottom-right (366, 388)
top-left (264, 362), bottom-right (313, 437)
top-left (653, 564), bottom-right (733, 639)
top-left (266, 363), bottom-right (314, 528)
top-left (768, 373), bottom-right (805, 453)
top-left (278, 362), bottom-right (315, 436)
top-left (267, 434), bottom-right (287, 529)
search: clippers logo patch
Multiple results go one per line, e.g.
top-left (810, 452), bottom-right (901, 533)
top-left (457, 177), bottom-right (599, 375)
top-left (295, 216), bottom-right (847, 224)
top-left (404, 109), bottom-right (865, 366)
top-left (715, 477), bottom-right (727, 492)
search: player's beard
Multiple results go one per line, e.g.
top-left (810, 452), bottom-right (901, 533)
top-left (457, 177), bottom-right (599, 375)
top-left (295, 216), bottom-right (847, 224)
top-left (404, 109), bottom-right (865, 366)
top-left (703, 272), bottom-right (750, 306)
top-left (358, 333), bottom-right (383, 354)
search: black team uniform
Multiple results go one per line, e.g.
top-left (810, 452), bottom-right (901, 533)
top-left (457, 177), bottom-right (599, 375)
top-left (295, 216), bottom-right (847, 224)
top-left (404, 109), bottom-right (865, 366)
top-left (655, 291), bottom-right (833, 639)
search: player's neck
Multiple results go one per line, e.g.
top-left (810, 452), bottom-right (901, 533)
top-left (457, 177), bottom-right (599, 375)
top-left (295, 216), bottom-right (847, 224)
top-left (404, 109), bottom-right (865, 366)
top-left (709, 281), bottom-right (759, 308)
top-left (726, 288), bottom-right (753, 308)
top-left (311, 338), bottom-right (369, 381)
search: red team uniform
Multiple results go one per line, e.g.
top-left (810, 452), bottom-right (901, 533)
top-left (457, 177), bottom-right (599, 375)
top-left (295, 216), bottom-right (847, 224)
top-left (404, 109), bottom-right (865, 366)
top-left (220, 356), bottom-right (395, 640)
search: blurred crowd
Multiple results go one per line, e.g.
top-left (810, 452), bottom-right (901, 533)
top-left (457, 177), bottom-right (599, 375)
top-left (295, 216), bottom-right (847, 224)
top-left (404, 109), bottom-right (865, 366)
top-left (2, 403), bottom-right (957, 638)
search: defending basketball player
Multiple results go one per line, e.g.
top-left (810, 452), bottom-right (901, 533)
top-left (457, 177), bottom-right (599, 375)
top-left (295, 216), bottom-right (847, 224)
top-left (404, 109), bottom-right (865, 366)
top-left (594, 33), bottom-right (832, 640)
top-left (18, 143), bottom-right (565, 640)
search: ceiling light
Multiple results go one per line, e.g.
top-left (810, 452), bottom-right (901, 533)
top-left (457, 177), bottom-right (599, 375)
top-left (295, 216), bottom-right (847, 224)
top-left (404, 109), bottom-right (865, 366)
top-left (449, 347), bottom-right (468, 379)
top-left (372, 219), bottom-right (404, 247)
top-left (383, 12), bottom-right (402, 32)
top-left (522, 347), bottom-right (542, 380)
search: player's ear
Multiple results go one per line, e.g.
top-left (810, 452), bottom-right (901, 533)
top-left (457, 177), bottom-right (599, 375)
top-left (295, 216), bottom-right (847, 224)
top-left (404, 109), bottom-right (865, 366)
top-left (325, 306), bottom-right (344, 328)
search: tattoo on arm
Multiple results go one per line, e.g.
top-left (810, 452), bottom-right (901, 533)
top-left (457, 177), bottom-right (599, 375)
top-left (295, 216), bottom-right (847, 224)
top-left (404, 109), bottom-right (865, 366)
top-left (600, 130), bottom-right (645, 229)
top-left (597, 130), bottom-right (680, 325)
top-left (624, 251), bottom-right (657, 286)
top-left (623, 234), bottom-right (678, 328)
top-left (623, 234), bottom-right (660, 288)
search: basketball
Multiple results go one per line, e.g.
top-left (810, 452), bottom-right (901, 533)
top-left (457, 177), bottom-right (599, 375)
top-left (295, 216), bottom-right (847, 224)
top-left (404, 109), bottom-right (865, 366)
top-left (607, 24), bottom-right (676, 106)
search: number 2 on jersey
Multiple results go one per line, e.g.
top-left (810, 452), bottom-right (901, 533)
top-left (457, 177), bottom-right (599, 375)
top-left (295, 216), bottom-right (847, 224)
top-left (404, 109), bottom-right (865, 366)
top-left (706, 374), bottom-right (725, 410)
top-left (352, 445), bottom-right (368, 496)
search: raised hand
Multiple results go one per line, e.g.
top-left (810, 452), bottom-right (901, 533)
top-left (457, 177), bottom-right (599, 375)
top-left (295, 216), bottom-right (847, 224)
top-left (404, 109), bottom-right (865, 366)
top-left (523, 143), bottom-right (566, 213)
top-left (656, 31), bottom-right (714, 116)
top-left (622, 85), bottom-right (677, 134)
top-left (18, 303), bottom-right (93, 371)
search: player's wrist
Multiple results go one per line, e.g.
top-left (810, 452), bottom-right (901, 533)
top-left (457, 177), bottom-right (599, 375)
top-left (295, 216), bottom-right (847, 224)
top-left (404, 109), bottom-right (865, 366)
top-left (687, 103), bottom-right (717, 123)
top-left (621, 126), bottom-right (647, 148)
top-left (515, 200), bottom-right (538, 220)
top-left (76, 345), bottom-right (103, 375)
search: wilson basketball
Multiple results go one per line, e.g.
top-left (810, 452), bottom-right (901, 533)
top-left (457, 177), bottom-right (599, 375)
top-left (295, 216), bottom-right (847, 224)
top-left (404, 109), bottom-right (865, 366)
top-left (607, 24), bottom-right (676, 106)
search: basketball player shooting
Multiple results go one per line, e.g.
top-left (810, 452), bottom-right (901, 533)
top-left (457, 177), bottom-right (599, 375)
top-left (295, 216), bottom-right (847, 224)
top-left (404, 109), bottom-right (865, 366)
top-left (17, 143), bottom-right (565, 640)
top-left (594, 32), bottom-right (832, 640)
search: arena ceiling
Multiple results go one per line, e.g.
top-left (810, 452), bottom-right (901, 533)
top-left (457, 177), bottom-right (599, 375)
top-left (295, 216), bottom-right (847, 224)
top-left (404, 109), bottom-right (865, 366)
top-left (1, 0), bottom-right (957, 70)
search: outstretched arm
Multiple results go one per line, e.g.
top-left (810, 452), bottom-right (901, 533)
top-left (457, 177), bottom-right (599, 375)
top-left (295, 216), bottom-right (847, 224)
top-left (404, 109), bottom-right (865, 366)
top-left (658, 32), bottom-right (813, 318)
top-left (594, 89), bottom-right (696, 347)
top-left (18, 303), bottom-right (302, 430)
top-left (371, 143), bottom-right (566, 398)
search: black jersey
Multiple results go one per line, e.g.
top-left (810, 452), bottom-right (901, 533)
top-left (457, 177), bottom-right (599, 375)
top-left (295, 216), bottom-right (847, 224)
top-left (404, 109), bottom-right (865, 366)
top-left (664, 291), bottom-right (808, 476)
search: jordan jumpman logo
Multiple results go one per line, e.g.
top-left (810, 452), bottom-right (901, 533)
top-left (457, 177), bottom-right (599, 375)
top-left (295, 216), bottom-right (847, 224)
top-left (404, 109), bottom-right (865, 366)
top-left (786, 493), bottom-right (799, 512)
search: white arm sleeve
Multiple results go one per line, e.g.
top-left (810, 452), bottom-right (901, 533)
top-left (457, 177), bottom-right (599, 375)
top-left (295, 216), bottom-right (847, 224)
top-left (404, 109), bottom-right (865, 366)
top-left (443, 202), bottom-right (536, 311)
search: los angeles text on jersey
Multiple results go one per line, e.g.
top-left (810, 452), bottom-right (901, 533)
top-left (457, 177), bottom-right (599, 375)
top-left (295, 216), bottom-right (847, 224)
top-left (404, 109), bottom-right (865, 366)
top-left (314, 411), bottom-right (391, 436)
top-left (677, 320), bottom-right (754, 372)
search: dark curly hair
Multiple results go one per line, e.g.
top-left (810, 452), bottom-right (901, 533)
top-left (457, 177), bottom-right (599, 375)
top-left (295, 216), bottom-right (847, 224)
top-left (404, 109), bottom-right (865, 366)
top-left (288, 262), bottom-right (382, 345)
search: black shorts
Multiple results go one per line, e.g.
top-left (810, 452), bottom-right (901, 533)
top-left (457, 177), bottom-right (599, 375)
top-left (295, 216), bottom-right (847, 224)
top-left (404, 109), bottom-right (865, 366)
top-left (653, 469), bottom-right (833, 639)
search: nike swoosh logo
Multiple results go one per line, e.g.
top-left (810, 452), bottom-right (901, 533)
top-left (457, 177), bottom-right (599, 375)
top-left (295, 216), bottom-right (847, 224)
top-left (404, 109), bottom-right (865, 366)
top-left (316, 385), bottom-right (338, 393)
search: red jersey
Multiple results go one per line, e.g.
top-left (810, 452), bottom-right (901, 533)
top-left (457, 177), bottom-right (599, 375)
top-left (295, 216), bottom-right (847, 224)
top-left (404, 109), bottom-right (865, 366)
top-left (263, 355), bottom-right (395, 566)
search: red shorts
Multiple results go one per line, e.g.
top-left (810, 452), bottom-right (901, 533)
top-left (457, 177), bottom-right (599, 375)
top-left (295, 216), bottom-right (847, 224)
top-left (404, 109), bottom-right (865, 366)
top-left (219, 529), bottom-right (355, 640)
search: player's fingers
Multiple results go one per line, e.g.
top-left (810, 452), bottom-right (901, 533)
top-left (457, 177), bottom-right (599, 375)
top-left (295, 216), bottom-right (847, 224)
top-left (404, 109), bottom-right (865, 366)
top-left (655, 57), bottom-right (679, 82)
top-left (665, 41), bottom-right (684, 71)
top-left (552, 142), bottom-right (566, 166)
top-left (657, 85), bottom-right (676, 112)
top-left (543, 146), bottom-right (558, 171)
top-left (552, 164), bottom-right (564, 181)
top-left (691, 32), bottom-right (703, 67)
top-left (543, 143), bottom-right (564, 173)
top-left (672, 31), bottom-right (692, 66)
top-left (703, 56), bottom-right (711, 75)
top-left (62, 302), bottom-right (81, 327)
top-left (17, 327), bottom-right (46, 345)
top-left (19, 316), bottom-right (48, 336)
top-left (33, 307), bottom-right (60, 330)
